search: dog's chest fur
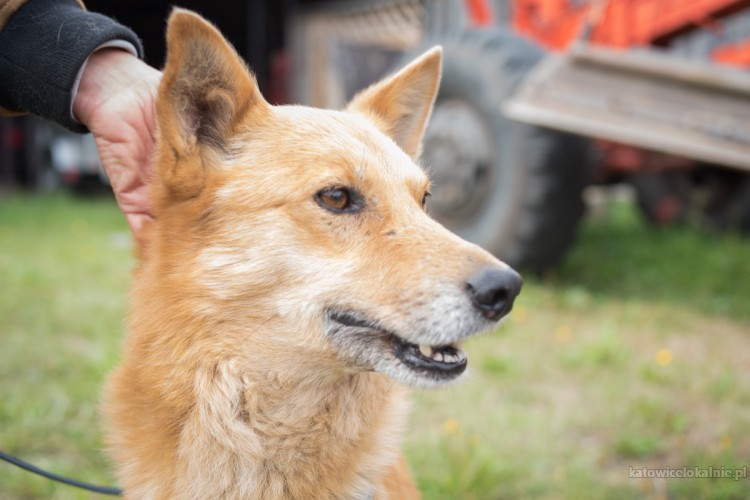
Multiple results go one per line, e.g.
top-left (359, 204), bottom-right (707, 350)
top-left (113, 357), bottom-right (409, 499)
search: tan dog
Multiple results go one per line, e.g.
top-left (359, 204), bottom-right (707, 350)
top-left (104, 9), bottom-right (522, 499)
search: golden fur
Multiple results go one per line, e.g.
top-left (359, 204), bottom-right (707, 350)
top-left (104, 9), bottom-right (518, 499)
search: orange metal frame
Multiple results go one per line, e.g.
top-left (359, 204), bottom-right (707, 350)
top-left (509, 0), bottom-right (750, 67)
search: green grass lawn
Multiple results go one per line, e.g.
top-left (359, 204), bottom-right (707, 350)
top-left (1, 192), bottom-right (749, 499)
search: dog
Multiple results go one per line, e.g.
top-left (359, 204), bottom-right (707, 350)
top-left (103, 9), bottom-right (522, 499)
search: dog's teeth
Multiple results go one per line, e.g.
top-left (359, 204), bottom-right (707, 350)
top-left (418, 344), bottom-right (459, 363)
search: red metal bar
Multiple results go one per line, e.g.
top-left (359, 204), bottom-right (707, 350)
top-left (713, 39), bottom-right (750, 66)
top-left (466, 0), bottom-right (496, 27)
top-left (512, 0), bottom-right (750, 50)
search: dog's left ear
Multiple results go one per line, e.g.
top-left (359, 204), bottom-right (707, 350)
top-left (346, 47), bottom-right (442, 160)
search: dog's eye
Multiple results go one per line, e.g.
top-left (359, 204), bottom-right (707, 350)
top-left (422, 191), bottom-right (431, 209)
top-left (316, 186), bottom-right (354, 213)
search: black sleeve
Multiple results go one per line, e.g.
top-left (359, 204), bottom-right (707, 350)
top-left (0, 0), bottom-right (144, 132)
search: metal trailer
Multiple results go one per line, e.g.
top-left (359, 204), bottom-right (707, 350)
top-left (508, 0), bottom-right (750, 239)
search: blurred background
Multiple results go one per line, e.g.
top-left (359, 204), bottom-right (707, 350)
top-left (1, 0), bottom-right (749, 498)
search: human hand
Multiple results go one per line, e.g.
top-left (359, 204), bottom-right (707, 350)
top-left (73, 49), bottom-right (162, 241)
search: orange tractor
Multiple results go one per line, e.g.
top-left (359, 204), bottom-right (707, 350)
top-left (291, 0), bottom-right (750, 271)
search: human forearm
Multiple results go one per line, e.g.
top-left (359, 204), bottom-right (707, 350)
top-left (0, 0), bottom-right (143, 131)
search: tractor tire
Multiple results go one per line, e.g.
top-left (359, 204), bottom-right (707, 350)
top-left (413, 29), bottom-right (590, 272)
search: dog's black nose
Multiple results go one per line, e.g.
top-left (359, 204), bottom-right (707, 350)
top-left (466, 267), bottom-right (523, 320)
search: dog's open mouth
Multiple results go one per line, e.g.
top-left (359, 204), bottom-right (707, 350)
top-left (327, 310), bottom-right (468, 382)
top-left (393, 336), bottom-right (467, 376)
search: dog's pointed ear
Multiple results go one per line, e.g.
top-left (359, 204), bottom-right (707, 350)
top-left (156, 8), bottom-right (268, 199)
top-left (346, 47), bottom-right (442, 160)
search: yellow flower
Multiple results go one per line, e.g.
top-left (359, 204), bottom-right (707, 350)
top-left (443, 418), bottom-right (459, 434)
top-left (554, 325), bottom-right (572, 344)
top-left (656, 348), bottom-right (673, 366)
top-left (720, 435), bottom-right (732, 450)
top-left (468, 433), bottom-right (481, 447)
top-left (512, 306), bottom-right (528, 324)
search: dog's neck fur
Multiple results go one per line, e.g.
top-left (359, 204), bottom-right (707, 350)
top-left (109, 303), bottom-right (409, 499)
top-left (183, 361), bottom-right (407, 499)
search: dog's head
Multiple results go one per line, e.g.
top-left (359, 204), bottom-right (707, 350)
top-left (148, 9), bottom-right (521, 388)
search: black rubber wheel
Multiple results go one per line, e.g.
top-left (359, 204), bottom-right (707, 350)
top-left (414, 29), bottom-right (590, 272)
top-left (632, 166), bottom-right (750, 233)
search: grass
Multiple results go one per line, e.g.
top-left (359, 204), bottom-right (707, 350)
top-left (0, 193), bottom-right (129, 499)
top-left (1, 191), bottom-right (749, 499)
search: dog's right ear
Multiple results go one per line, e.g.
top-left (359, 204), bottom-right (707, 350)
top-left (156, 9), bottom-right (268, 200)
